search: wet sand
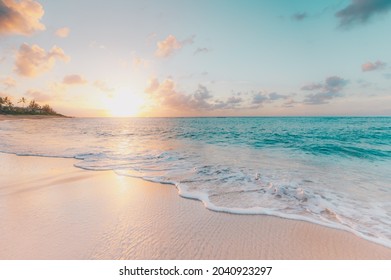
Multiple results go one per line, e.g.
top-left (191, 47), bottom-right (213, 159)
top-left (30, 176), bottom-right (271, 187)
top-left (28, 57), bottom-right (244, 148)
top-left (0, 153), bottom-right (390, 259)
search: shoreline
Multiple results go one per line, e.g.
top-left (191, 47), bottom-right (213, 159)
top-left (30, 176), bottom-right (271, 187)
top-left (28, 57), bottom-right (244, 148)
top-left (0, 152), bottom-right (390, 259)
top-left (0, 114), bottom-right (69, 121)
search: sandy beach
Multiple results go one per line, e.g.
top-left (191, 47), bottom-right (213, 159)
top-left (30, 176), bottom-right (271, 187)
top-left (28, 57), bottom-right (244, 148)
top-left (0, 115), bottom-right (67, 121)
top-left (0, 152), bottom-right (390, 259)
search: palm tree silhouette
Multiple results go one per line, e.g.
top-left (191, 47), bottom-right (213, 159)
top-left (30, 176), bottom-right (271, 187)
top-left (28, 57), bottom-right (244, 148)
top-left (0, 97), bottom-right (4, 110)
top-left (18, 97), bottom-right (27, 108)
top-left (3, 97), bottom-right (13, 111)
top-left (28, 100), bottom-right (40, 113)
top-left (1, 96), bottom-right (59, 115)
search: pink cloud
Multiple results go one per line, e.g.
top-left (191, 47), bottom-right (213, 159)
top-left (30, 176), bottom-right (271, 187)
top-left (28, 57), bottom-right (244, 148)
top-left (55, 27), bottom-right (70, 38)
top-left (14, 43), bottom-right (69, 77)
top-left (62, 74), bottom-right (87, 85)
top-left (25, 89), bottom-right (51, 102)
top-left (0, 0), bottom-right (45, 36)
top-left (155, 35), bottom-right (194, 58)
top-left (1, 76), bottom-right (16, 89)
top-left (155, 35), bottom-right (181, 57)
top-left (361, 60), bottom-right (386, 72)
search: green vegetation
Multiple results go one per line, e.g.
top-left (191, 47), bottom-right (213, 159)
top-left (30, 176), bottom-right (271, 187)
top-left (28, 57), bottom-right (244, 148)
top-left (0, 96), bottom-right (64, 116)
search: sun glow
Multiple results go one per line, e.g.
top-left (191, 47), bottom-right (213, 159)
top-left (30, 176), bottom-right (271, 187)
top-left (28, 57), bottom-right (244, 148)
top-left (106, 91), bottom-right (145, 117)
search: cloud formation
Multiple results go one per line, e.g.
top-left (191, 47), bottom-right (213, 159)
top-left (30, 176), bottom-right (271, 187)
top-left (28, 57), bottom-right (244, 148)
top-left (304, 91), bottom-right (342, 105)
top-left (292, 12), bottom-right (308, 21)
top-left (269, 92), bottom-right (288, 100)
top-left (302, 76), bottom-right (348, 105)
top-left (283, 99), bottom-right (298, 108)
top-left (25, 89), bottom-right (51, 102)
top-left (145, 78), bottom-right (290, 113)
top-left (213, 96), bottom-right (244, 110)
top-left (145, 78), bottom-right (205, 110)
top-left (155, 35), bottom-right (181, 57)
top-left (155, 35), bottom-right (194, 57)
top-left (1, 76), bottom-right (16, 89)
top-left (62, 74), bottom-right (87, 85)
top-left (251, 92), bottom-right (268, 105)
top-left (0, 0), bottom-right (45, 36)
top-left (55, 27), bottom-right (70, 38)
top-left (336, 0), bottom-right (391, 28)
top-left (250, 92), bottom-right (287, 108)
top-left (301, 83), bottom-right (323, 91)
top-left (132, 56), bottom-right (149, 69)
top-left (14, 43), bottom-right (69, 77)
top-left (194, 47), bottom-right (210, 55)
top-left (145, 78), bottom-right (246, 111)
top-left (361, 60), bottom-right (387, 71)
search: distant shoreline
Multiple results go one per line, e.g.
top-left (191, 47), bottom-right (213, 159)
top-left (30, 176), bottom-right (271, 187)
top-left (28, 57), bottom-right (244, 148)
top-left (2, 115), bottom-right (389, 121)
top-left (0, 114), bottom-right (70, 121)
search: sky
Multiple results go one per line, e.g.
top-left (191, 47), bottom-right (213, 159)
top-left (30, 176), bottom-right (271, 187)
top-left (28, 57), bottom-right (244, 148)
top-left (0, 0), bottom-right (390, 117)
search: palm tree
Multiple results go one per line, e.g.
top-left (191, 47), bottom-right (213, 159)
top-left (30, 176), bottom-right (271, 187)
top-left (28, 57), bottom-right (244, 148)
top-left (28, 99), bottom-right (40, 113)
top-left (18, 97), bottom-right (27, 108)
top-left (42, 104), bottom-right (56, 115)
top-left (3, 96), bottom-right (13, 112)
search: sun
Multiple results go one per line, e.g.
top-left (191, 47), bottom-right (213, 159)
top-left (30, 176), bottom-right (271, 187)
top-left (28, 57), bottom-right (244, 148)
top-left (106, 91), bottom-right (145, 117)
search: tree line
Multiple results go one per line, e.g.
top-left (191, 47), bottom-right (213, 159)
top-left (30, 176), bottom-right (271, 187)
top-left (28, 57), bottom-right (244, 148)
top-left (0, 96), bottom-right (60, 115)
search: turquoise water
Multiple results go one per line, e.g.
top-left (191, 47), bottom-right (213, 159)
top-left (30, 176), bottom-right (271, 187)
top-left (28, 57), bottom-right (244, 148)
top-left (0, 117), bottom-right (390, 247)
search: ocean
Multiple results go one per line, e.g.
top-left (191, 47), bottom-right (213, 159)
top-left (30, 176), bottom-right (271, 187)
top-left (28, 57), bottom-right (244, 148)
top-left (0, 117), bottom-right (390, 247)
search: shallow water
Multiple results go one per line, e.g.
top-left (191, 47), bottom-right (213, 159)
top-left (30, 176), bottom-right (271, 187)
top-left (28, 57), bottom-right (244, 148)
top-left (0, 117), bottom-right (390, 247)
